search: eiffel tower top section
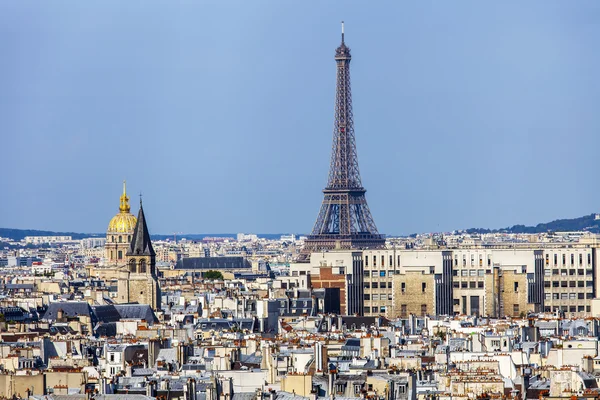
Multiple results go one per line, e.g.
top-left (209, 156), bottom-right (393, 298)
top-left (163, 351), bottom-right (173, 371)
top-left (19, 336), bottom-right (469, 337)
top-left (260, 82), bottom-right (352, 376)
top-left (326, 21), bottom-right (363, 192)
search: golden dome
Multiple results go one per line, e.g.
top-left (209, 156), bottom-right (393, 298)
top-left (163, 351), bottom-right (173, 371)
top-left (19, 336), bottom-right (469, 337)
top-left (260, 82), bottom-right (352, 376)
top-left (107, 181), bottom-right (137, 233)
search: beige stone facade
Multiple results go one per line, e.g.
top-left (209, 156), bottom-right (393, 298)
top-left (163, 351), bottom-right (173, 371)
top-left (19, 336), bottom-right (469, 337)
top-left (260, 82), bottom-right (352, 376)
top-left (392, 272), bottom-right (435, 318)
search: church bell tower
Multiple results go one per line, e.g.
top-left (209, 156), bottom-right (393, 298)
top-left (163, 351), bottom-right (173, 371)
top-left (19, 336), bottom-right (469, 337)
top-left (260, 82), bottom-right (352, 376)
top-left (117, 198), bottom-right (161, 311)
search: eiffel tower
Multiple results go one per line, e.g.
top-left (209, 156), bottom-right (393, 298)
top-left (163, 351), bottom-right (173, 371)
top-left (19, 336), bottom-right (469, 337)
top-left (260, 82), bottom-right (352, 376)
top-left (301, 23), bottom-right (385, 260)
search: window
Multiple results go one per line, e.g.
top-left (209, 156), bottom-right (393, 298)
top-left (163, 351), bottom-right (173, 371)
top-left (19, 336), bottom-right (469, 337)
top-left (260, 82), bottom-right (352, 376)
top-left (554, 254), bottom-right (558, 265)
top-left (478, 270), bottom-right (485, 277)
top-left (364, 294), bottom-right (370, 300)
top-left (372, 294), bottom-right (379, 301)
top-left (364, 283), bottom-right (370, 289)
top-left (569, 293), bottom-right (577, 300)
top-left (373, 256), bottom-right (376, 267)
top-left (513, 304), bottom-right (519, 315)
top-left (118, 236), bottom-right (122, 243)
top-left (380, 306), bottom-right (386, 313)
top-left (561, 281), bottom-right (567, 288)
top-left (477, 282), bottom-right (484, 289)
top-left (569, 269), bottom-right (575, 276)
top-left (469, 270), bottom-right (477, 276)
top-left (588, 254), bottom-right (592, 265)
top-left (381, 255), bottom-right (385, 267)
top-left (364, 307), bottom-right (370, 314)
top-left (388, 270), bottom-right (394, 277)
top-left (453, 282), bottom-right (459, 288)
top-left (461, 282), bottom-right (467, 288)
top-left (380, 282), bottom-right (387, 289)
top-left (129, 259), bottom-right (136, 273)
top-left (421, 304), bottom-right (427, 316)
top-left (372, 282), bottom-right (378, 289)
top-left (355, 385), bottom-right (362, 395)
top-left (139, 259), bottom-right (147, 273)
top-left (400, 305), bottom-right (407, 318)
top-left (560, 293), bottom-right (568, 300)
top-left (118, 250), bottom-right (123, 260)
top-left (569, 281), bottom-right (575, 288)
top-left (388, 294), bottom-right (393, 300)
top-left (372, 271), bottom-right (378, 277)
top-left (365, 256), bottom-right (368, 267)
top-left (579, 254), bottom-right (583, 265)
top-left (488, 257), bottom-right (491, 266)
top-left (545, 254), bottom-right (549, 265)
top-left (552, 281), bottom-right (559, 288)
top-left (514, 282), bottom-right (519, 292)
top-left (571, 254), bottom-right (574, 265)
top-left (544, 293), bottom-right (551, 300)
top-left (544, 269), bottom-right (551, 276)
top-left (461, 270), bottom-right (468, 276)
top-left (110, 353), bottom-right (115, 362)
top-left (380, 271), bottom-right (386, 277)
top-left (563, 254), bottom-right (566, 265)
top-left (469, 281), bottom-right (476, 289)
top-left (389, 255), bottom-right (393, 267)
top-left (544, 281), bottom-right (550, 288)
top-left (401, 282), bottom-right (406, 293)
top-left (422, 282), bottom-right (426, 292)
top-left (363, 271), bottom-right (370, 277)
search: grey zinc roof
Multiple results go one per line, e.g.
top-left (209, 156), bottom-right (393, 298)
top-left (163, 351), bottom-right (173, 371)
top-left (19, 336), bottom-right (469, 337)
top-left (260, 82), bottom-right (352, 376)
top-left (114, 304), bottom-right (157, 323)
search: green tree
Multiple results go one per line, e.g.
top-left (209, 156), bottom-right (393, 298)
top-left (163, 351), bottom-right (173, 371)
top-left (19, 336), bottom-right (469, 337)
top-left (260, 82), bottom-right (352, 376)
top-left (204, 270), bottom-right (224, 280)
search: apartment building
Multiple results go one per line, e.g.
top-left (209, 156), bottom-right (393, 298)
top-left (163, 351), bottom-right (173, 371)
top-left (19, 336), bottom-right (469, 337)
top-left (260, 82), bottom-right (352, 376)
top-left (361, 243), bottom-right (598, 318)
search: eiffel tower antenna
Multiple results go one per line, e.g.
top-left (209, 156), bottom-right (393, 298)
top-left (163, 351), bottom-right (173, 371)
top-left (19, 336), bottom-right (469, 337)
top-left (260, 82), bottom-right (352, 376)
top-left (300, 24), bottom-right (385, 261)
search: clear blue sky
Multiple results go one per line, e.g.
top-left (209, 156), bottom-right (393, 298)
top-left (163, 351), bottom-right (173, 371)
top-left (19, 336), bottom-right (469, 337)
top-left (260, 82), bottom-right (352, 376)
top-left (1, 1), bottom-right (599, 235)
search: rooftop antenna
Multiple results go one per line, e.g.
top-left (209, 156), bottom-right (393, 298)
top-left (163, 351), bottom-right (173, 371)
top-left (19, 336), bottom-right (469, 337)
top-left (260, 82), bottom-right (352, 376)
top-left (341, 20), bottom-right (345, 43)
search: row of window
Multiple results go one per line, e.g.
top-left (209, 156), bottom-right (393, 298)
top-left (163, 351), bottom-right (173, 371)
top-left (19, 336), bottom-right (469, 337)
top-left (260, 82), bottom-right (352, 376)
top-left (545, 253), bottom-right (591, 266)
top-left (364, 306), bottom-right (387, 314)
top-left (365, 255), bottom-right (400, 268)
top-left (543, 269), bottom-right (593, 276)
top-left (453, 269), bottom-right (488, 277)
top-left (110, 235), bottom-right (131, 243)
top-left (364, 282), bottom-right (392, 289)
top-left (364, 294), bottom-right (393, 301)
top-left (363, 270), bottom-right (394, 278)
top-left (545, 292), bottom-right (594, 300)
top-left (544, 280), bottom-right (593, 288)
top-left (453, 281), bottom-right (485, 289)
top-left (544, 305), bottom-right (591, 313)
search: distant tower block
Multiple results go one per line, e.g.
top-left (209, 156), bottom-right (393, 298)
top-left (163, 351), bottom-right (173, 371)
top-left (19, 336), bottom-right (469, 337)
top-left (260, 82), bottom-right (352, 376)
top-left (301, 23), bottom-right (385, 260)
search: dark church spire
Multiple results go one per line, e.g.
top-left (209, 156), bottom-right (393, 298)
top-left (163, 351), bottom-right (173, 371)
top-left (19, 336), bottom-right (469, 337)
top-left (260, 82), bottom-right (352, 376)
top-left (127, 199), bottom-right (155, 257)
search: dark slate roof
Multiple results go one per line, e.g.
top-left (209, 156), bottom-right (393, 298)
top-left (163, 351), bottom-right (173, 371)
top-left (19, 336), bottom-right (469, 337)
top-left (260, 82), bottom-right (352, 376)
top-left (342, 338), bottom-right (361, 352)
top-left (93, 305), bottom-right (121, 323)
top-left (95, 322), bottom-right (117, 337)
top-left (114, 304), bottom-right (157, 323)
top-left (43, 302), bottom-right (93, 321)
top-left (175, 257), bottom-right (251, 270)
top-left (127, 202), bottom-right (155, 257)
